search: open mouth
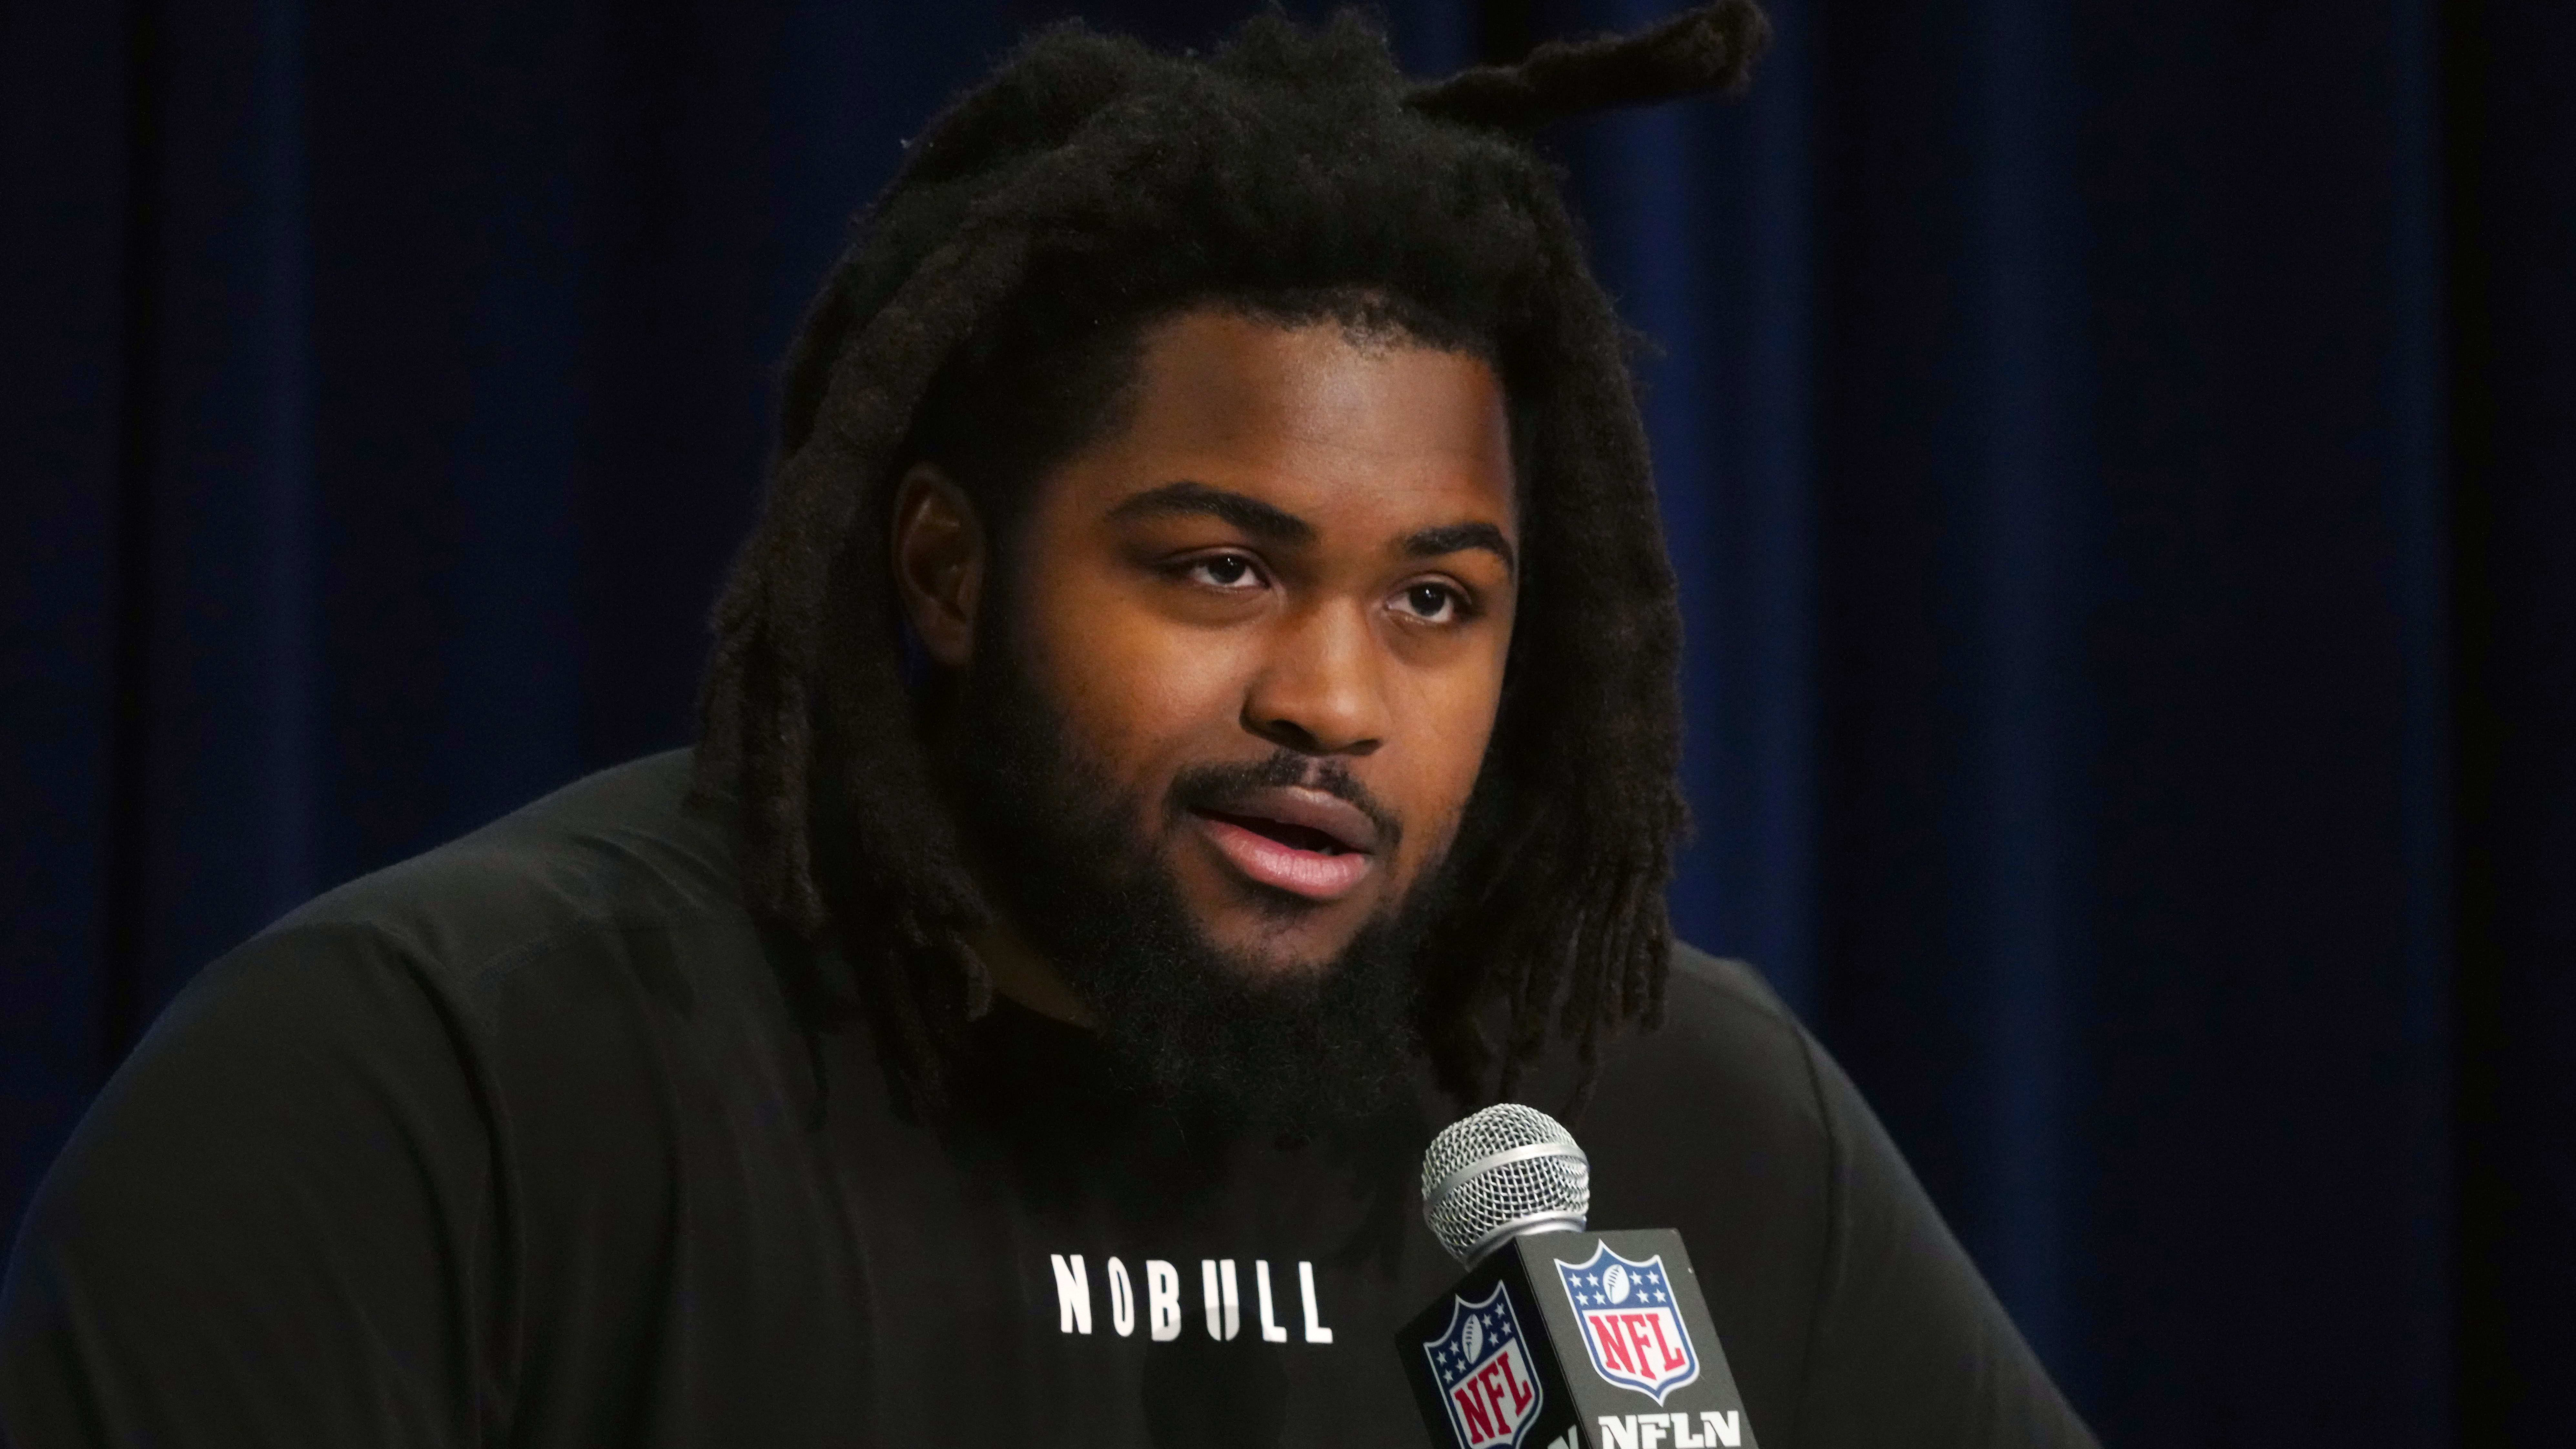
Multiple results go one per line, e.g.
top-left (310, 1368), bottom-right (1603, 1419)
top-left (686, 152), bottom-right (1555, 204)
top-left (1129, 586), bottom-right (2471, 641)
top-left (1196, 809), bottom-right (1359, 856)
top-left (1186, 788), bottom-right (1382, 902)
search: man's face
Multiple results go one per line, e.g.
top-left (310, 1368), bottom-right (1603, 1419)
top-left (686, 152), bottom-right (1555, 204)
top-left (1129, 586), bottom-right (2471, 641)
top-left (995, 309), bottom-right (1520, 980)
top-left (897, 304), bottom-right (1520, 1119)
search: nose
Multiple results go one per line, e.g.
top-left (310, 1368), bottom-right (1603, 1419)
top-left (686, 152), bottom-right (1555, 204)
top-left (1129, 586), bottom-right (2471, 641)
top-left (1242, 601), bottom-right (1388, 757)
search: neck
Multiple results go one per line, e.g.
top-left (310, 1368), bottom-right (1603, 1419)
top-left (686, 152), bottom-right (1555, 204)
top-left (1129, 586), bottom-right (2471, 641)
top-left (966, 919), bottom-right (1097, 1029)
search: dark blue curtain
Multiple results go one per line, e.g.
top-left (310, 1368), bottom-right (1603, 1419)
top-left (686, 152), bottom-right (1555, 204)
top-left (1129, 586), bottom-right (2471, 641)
top-left (5, 0), bottom-right (2568, 1441)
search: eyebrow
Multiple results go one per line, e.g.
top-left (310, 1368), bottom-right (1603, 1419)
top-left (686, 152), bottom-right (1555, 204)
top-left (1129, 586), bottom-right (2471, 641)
top-left (1105, 479), bottom-right (1516, 575)
top-left (1105, 481), bottom-right (1315, 545)
top-left (1403, 521), bottom-right (1516, 576)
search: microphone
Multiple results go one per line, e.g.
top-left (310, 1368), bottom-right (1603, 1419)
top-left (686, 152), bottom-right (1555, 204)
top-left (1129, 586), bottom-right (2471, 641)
top-left (1397, 1105), bottom-right (1758, 1449)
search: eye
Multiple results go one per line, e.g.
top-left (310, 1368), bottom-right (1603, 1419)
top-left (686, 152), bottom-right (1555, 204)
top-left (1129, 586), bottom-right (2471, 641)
top-left (1181, 553), bottom-right (1265, 590)
top-left (1395, 581), bottom-right (1467, 624)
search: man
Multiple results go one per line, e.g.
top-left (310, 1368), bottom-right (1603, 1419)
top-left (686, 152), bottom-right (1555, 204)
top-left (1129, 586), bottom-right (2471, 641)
top-left (1, 7), bottom-right (2094, 1446)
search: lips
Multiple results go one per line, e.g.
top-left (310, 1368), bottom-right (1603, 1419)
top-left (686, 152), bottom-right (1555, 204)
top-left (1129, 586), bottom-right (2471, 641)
top-left (1189, 785), bottom-right (1381, 902)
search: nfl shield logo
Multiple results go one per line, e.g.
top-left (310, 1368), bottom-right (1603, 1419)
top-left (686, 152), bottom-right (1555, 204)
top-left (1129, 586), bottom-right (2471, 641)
top-left (1553, 1244), bottom-right (1701, 1405)
top-left (1422, 1281), bottom-right (1548, 1449)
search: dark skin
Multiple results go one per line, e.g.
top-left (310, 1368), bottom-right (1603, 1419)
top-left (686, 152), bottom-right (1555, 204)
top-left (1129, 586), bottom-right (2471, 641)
top-left (891, 308), bottom-right (1520, 1026)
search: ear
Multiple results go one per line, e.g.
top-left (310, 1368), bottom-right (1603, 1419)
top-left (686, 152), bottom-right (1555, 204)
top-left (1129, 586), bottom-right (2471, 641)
top-left (889, 463), bottom-right (987, 670)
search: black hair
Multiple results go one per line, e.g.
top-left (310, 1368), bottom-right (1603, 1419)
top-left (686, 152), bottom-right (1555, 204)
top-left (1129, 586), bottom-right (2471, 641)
top-left (694, 2), bottom-right (1770, 1111)
top-left (903, 283), bottom-right (1506, 555)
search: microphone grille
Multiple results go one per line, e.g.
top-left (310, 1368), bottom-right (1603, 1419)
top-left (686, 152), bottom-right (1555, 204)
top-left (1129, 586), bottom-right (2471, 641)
top-left (1420, 1103), bottom-right (1591, 1264)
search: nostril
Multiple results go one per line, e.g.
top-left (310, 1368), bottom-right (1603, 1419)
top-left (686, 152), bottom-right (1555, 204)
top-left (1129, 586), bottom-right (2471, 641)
top-left (1244, 701), bottom-right (1381, 757)
top-left (1253, 715), bottom-right (1323, 753)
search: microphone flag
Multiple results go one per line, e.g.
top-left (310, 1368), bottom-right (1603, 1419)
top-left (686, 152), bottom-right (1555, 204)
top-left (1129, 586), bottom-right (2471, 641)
top-left (1399, 1229), bottom-right (1757, 1449)
top-left (1553, 1244), bottom-right (1700, 1405)
top-left (1422, 1280), bottom-right (1549, 1448)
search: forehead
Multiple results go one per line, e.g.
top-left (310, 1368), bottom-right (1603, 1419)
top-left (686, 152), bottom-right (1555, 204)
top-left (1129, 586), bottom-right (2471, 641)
top-left (1053, 308), bottom-right (1517, 534)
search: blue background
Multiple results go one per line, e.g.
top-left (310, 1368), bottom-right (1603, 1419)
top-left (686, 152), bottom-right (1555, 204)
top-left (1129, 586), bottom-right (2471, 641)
top-left (4, 0), bottom-right (2569, 1442)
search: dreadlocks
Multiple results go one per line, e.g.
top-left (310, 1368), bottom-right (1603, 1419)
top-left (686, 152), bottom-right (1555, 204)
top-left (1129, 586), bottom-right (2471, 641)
top-left (694, 2), bottom-right (1770, 1111)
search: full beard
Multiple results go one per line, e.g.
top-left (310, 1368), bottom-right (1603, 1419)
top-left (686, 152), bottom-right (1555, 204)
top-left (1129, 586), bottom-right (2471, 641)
top-left (940, 631), bottom-right (1451, 1134)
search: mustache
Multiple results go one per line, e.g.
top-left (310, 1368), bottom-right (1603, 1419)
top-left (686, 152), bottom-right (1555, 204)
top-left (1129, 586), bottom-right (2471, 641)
top-left (1168, 751), bottom-right (1405, 856)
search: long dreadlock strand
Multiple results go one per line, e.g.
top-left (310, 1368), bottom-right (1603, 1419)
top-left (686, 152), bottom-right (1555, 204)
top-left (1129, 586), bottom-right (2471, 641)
top-left (1407, 0), bottom-right (1771, 130)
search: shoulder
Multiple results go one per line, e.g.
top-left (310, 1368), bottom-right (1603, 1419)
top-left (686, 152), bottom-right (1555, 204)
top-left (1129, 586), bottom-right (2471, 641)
top-left (96, 749), bottom-right (791, 1216)
top-left (1581, 946), bottom-right (2099, 1449)
top-left (28, 749), bottom-right (804, 1307)
top-left (163, 749), bottom-right (791, 1081)
top-left (1654, 943), bottom-right (1813, 1060)
top-left (1569, 944), bottom-right (1837, 1246)
top-left (1, 754), bottom-right (769, 1441)
top-left (260, 749), bottom-right (744, 990)
top-left (1587, 942), bottom-right (1828, 1148)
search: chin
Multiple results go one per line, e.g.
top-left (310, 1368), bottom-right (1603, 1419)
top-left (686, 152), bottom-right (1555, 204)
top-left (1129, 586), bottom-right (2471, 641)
top-left (1207, 923), bottom-right (1350, 979)
top-left (1196, 905), bottom-right (1369, 981)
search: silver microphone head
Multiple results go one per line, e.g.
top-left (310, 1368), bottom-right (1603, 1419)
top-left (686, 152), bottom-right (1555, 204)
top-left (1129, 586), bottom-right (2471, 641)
top-left (1420, 1103), bottom-right (1591, 1265)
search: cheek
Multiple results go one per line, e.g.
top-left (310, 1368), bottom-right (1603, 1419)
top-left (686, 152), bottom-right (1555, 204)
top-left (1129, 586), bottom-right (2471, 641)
top-left (1012, 561), bottom-right (1253, 784)
top-left (1384, 647), bottom-right (1511, 867)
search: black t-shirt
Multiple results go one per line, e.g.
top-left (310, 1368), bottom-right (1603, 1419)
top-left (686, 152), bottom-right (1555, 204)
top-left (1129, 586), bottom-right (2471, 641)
top-left (1, 752), bottom-right (2092, 1448)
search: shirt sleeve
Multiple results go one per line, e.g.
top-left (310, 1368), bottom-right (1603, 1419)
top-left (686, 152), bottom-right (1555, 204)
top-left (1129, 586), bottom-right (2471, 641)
top-left (0, 925), bottom-right (494, 1448)
top-left (1786, 1034), bottom-right (2097, 1449)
